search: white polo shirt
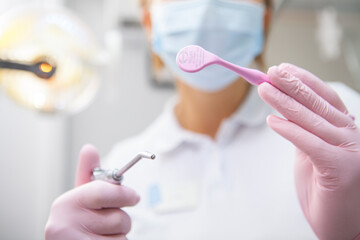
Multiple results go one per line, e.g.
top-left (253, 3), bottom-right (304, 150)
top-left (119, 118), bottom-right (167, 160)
top-left (103, 82), bottom-right (360, 240)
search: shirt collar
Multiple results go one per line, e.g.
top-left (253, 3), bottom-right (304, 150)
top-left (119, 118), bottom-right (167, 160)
top-left (143, 96), bottom-right (196, 154)
top-left (146, 86), bottom-right (272, 154)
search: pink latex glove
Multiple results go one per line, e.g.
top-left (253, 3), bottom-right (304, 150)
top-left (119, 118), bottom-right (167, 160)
top-left (45, 144), bottom-right (140, 240)
top-left (258, 63), bottom-right (360, 240)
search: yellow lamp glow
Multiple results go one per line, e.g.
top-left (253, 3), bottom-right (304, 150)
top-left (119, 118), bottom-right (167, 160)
top-left (0, 5), bottom-right (100, 113)
top-left (39, 62), bottom-right (53, 73)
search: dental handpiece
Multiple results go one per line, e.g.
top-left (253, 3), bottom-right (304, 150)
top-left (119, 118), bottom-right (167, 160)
top-left (92, 151), bottom-right (156, 184)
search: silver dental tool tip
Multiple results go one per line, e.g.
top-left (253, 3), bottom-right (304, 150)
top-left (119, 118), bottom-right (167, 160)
top-left (92, 151), bottom-right (156, 184)
top-left (114, 151), bottom-right (156, 179)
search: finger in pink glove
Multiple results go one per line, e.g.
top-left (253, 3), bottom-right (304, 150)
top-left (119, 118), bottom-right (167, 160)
top-left (45, 144), bottom-right (140, 240)
top-left (258, 63), bottom-right (360, 240)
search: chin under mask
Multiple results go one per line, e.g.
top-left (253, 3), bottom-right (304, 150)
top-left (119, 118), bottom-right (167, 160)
top-left (151, 0), bottom-right (265, 92)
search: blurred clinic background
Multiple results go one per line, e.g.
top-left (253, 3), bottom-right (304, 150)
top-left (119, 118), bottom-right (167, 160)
top-left (0, 0), bottom-right (359, 239)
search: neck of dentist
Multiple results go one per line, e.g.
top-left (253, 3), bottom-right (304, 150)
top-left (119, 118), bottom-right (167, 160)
top-left (174, 77), bottom-right (251, 139)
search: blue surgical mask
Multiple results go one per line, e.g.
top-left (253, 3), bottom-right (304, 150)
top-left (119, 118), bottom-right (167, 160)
top-left (151, 0), bottom-right (265, 92)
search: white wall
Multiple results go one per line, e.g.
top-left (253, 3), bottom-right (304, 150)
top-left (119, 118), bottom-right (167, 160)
top-left (0, 88), bottom-right (69, 240)
top-left (266, 7), bottom-right (360, 90)
top-left (0, 1), bottom-right (73, 240)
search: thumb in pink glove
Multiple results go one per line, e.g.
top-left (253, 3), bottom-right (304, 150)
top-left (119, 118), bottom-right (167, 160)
top-left (258, 63), bottom-right (360, 240)
top-left (45, 144), bottom-right (140, 240)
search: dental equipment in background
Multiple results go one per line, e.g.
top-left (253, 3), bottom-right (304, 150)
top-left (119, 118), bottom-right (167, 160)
top-left (0, 59), bottom-right (56, 79)
top-left (92, 152), bottom-right (156, 184)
